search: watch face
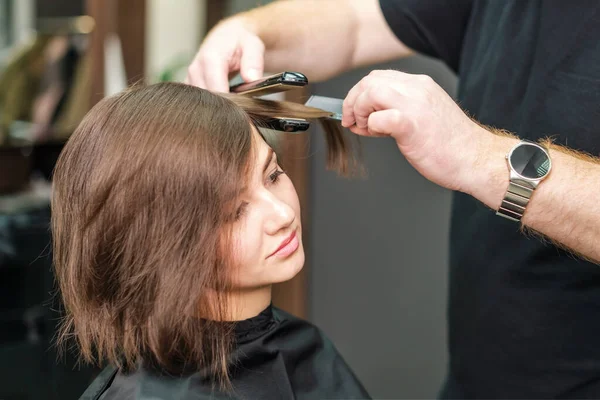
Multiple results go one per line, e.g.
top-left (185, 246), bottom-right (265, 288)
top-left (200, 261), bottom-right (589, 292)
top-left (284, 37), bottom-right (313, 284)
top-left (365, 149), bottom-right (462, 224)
top-left (509, 143), bottom-right (551, 179)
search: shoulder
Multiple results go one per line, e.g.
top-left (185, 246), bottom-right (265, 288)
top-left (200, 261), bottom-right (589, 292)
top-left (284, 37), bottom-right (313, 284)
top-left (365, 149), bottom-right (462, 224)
top-left (272, 306), bottom-right (317, 330)
top-left (270, 308), bottom-right (370, 398)
top-left (271, 306), bottom-right (302, 323)
top-left (78, 364), bottom-right (219, 400)
top-left (271, 307), bottom-right (338, 349)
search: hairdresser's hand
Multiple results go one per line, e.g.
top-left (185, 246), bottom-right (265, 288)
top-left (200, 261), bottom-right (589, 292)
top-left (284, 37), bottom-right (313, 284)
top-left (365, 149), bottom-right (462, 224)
top-left (186, 17), bottom-right (264, 92)
top-left (341, 70), bottom-right (503, 193)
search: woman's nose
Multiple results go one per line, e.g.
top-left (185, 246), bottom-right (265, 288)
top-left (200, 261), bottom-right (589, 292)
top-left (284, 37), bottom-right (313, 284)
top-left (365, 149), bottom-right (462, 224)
top-left (262, 193), bottom-right (295, 235)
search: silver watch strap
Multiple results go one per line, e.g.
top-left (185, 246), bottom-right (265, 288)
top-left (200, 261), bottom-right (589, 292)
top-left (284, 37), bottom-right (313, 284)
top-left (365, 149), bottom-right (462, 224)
top-left (496, 180), bottom-right (534, 222)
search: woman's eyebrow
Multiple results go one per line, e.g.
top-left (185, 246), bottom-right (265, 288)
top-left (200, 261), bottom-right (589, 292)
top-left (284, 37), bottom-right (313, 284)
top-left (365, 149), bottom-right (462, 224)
top-left (262, 148), bottom-right (275, 173)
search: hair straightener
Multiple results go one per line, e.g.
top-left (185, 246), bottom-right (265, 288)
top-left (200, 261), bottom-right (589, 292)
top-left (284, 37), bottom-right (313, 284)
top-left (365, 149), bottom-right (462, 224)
top-left (260, 117), bottom-right (311, 133)
top-left (230, 71), bottom-right (343, 132)
top-left (230, 71), bottom-right (308, 97)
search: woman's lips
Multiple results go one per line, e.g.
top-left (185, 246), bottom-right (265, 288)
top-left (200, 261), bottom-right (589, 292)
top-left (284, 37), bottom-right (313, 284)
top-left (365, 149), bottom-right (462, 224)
top-left (269, 230), bottom-right (299, 258)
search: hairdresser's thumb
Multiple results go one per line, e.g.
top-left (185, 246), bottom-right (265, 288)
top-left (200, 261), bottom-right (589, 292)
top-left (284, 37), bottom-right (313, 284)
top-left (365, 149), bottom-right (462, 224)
top-left (367, 109), bottom-right (407, 139)
top-left (240, 35), bottom-right (265, 82)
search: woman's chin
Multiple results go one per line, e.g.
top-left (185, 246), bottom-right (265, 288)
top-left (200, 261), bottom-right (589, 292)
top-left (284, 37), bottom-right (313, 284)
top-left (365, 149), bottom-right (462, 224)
top-left (271, 246), bottom-right (305, 284)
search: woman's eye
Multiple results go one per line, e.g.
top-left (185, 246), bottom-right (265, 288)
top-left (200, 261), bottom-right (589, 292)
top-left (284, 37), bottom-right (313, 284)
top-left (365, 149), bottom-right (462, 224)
top-left (268, 169), bottom-right (285, 184)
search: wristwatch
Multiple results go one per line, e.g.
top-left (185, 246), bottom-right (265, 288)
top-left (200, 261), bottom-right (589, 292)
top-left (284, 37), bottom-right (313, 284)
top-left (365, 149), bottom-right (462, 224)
top-left (496, 139), bottom-right (552, 222)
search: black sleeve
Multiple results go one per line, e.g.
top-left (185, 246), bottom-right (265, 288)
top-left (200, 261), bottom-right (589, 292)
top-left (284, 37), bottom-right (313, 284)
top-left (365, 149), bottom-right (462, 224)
top-left (379, 0), bottom-right (474, 72)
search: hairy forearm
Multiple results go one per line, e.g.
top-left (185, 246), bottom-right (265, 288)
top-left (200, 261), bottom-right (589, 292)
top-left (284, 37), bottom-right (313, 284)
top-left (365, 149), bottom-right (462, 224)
top-left (468, 128), bottom-right (600, 263)
top-left (521, 142), bottom-right (600, 262)
top-left (237, 0), bottom-right (412, 81)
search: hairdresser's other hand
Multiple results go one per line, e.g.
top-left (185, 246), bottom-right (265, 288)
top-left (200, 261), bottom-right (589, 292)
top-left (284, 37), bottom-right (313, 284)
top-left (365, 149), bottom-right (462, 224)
top-left (341, 69), bottom-right (499, 193)
top-left (186, 17), bottom-right (264, 92)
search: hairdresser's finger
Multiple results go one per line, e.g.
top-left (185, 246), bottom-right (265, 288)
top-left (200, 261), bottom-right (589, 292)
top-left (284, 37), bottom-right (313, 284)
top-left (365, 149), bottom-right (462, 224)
top-left (349, 125), bottom-right (375, 137)
top-left (186, 56), bottom-right (207, 87)
top-left (353, 89), bottom-right (378, 130)
top-left (348, 124), bottom-right (369, 136)
top-left (201, 53), bottom-right (231, 92)
top-left (348, 124), bottom-right (387, 138)
top-left (367, 109), bottom-right (412, 137)
top-left (185, 63), bottom-right (207, 88)
top-left (352, 85), bottom-right (404, 130)
top-left (342, 73), bottom-right (401, 127)
top-left (239, 35), bottom-right (265, 83)
top-left (342, 70), bottom-right (414, 127)
top-left (342, 78), bottom-right (369, 127)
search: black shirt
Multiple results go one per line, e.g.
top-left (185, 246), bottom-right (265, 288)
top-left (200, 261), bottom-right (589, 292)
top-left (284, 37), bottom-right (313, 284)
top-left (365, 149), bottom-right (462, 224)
top-left (80, 306), bottom-right (370, 399)
top-left (380, 0), bottom-right (600, 398)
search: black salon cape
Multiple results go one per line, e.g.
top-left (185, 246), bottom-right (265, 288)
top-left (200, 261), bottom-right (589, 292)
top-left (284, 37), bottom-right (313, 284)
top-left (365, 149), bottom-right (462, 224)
top-left (79, 306), bottom-right (370, 399)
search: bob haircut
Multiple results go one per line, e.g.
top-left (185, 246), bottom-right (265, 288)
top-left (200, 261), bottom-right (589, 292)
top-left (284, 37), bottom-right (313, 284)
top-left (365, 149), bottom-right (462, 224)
top-left (51, 82), bottom-right (357, 387)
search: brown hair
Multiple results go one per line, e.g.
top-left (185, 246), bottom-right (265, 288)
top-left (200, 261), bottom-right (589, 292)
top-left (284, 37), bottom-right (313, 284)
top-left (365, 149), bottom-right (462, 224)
top-left (222, 93), bottom-right (358, 176)
top-left (51, 82), bottom-right (357, 388)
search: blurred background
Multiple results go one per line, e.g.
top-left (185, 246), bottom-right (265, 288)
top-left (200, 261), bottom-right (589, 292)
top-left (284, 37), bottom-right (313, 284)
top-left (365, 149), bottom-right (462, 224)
top-left (0, 0), bottom-right (456, 398)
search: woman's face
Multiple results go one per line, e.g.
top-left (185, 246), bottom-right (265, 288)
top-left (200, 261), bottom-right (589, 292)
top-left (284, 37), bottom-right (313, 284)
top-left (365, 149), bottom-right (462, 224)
top-left (229, 131), bottom-right (304, 289)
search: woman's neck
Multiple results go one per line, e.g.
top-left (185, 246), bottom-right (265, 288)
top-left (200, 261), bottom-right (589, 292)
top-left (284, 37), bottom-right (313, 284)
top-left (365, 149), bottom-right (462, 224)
top-left (227, 284), bottom-right (273, 321)
top-left (199, 284), bottom-right (273, 321)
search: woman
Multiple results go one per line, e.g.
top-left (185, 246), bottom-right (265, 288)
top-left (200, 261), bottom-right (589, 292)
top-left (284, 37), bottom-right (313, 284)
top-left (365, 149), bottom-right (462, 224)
top-left (51, 82), bottom-right (368, 399)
